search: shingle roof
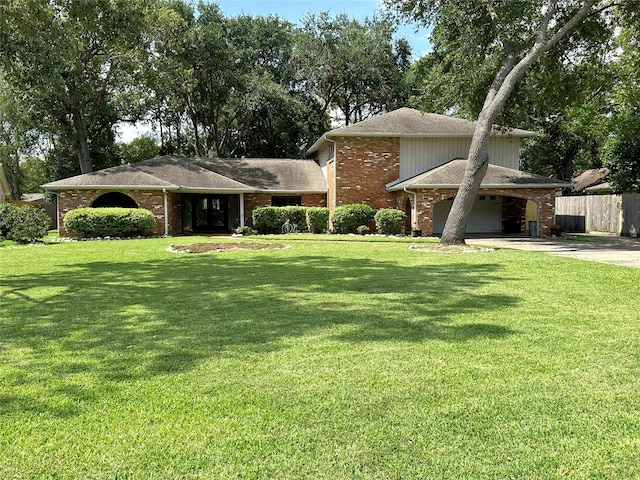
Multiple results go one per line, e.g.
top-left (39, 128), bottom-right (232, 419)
top-left (386, 159), bottom-right (571, 191)
top-left (43, 156), bottom-right (327, 193)
top-left (572, 168), bottom-right (609, 192)
top-left (307, 107), bottom-right (535, 154)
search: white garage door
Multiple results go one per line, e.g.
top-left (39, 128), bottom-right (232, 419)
top-left (433, 195), bottom-right (502, 234)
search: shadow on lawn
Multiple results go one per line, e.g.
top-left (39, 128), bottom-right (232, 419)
top-left (1, 250), bottom-right (519, 416)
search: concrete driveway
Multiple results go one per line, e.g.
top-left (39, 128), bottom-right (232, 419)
top-left (467, 234), bottom-right (640, 269)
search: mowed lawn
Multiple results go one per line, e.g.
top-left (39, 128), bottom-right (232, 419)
top-left (1, 236), bottom-right (639, 479)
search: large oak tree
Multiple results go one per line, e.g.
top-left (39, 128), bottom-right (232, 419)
top-left (390, 0), bottom-right (627, 244)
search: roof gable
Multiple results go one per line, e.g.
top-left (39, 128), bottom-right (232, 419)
top-left (307, 107), bottom-right (535, 154)
top-left (387, 159), bottom-right (570, 190)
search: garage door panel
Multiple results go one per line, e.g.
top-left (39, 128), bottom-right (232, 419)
top-left (433, 195), bottom-right (502, 234)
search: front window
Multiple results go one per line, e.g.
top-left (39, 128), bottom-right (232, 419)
top-left (271, 196), bottom-right (302, 207)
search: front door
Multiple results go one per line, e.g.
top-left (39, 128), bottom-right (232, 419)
top-left (191, 195), bottom-right (229, 233)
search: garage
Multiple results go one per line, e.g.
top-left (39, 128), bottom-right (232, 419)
top-left (432, 195), bottom-right (502, 234)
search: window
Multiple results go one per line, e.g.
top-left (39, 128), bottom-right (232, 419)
top-left (271, 196), bottom-right (302, 207)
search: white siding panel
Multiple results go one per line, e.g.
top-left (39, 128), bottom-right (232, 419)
top-left (400, 137), bottom-right (470, 180)
top-left (400, 137), bottom-right (522, 181)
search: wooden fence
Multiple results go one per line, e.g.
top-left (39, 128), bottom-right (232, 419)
top-left (555, 193), bottom-right (639, 236)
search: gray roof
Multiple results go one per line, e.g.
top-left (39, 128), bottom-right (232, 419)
top-left (307, 107), bottom-right (536, 154)
top-left (387, 159), bottom-right (571, 191)
top-left (572, 168), bottom-right (609, 192)
top-left (43, 156), bottom-right (327, 193)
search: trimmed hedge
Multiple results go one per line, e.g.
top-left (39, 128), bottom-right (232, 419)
top-left (252, 206), bottom-right (311, 234)
top-left (252, 207), bottom-right (283, 234)
top-left (306, 207), bottom-right (330, 234)
top-left (64, 207), bottom-right (157, 238)
top-left (375, 208), bottom-right (407, 235)
top-left (330, 204), bottom-right (375, 234)
top-left (0, 203), bottom-right (50, 243)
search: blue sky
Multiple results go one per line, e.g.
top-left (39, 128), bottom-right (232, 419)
top-left (213, 0), bottom-right (432, 59)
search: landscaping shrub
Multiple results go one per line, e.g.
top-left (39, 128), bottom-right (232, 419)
top-left (0, 203), bottom-right (50, 243)
top-left (280, 206), bottom-right (307, 231)
top-left (306, 207), bottom-right (330, 233)
top-left (375, 208), bottom-right (407, 235)
top-left (356, 225), bottom-right (370, 235)
top-left (330, 204), bottom-right (375, 234)
top-left (63, 207), bottom-right (157, 237)
top-left (252, 207), bottom-right (283, 234)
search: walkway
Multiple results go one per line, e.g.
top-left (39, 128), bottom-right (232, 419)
top-left (467, 234), bottom-right (640, 269)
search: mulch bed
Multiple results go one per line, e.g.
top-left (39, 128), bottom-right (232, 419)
top-left (166, 242), bottom-right (289, 254)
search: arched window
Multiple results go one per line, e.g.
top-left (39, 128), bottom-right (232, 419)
top-left (91, 192), bottom-right (138, 208)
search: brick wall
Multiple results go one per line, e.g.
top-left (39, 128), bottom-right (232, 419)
top-left (406, 187), bottom-right (558, 236)
top-left (56, 189), bottom-right (168, 236)
top-left (333, 136), bottom-right (400, 209)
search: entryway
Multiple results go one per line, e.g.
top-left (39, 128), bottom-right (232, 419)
top-left (182, 194), bottom-right (239, 233)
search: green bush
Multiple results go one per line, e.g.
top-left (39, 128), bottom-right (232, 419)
top-left (252, 207), bottom-right (283, 234)
top-left (356, 225), bottom-right (370, 235)
top-left (63, 207), bottom-right (157, 238)
top-left (374, 208), bottom-right (407, 235)
top-left (0, 203), bottom-right (50, 243)
top-left (235, 226), bottom-right (256, 236)
top-left (306, 207), bottom-right (330, 234)
top-left (330, 204), bottom-right (375, 234)
top-left (279, 206), bottom-right (307, 231)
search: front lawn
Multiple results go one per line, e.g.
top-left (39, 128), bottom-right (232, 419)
top-left (1, 236), bottom-right (639, 478)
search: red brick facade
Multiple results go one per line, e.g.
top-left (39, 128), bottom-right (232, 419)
top-left (332, 136), bottom-right (400, 209)
top-left (56, 189), bottom-right (173, 236)
top-left (398, 187), bottom-right (557, 236)
top-left (56, 189), bottom-right (327, 236)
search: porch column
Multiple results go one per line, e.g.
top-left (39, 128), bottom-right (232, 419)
top-left (239, 193), bottom-right (245, 227)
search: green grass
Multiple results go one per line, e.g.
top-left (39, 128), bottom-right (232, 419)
top-left (1, 236), bottom-right (639, 479)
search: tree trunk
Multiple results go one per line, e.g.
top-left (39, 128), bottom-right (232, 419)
top-left (439, 0), bottom-right (598, 245)
top-left (71, 107), bottom-right (93, 174)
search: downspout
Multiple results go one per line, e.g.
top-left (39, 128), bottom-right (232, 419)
top-left (162, 188), bottom-right (169, 236)
top-left (239, 192), bottom-right (245, 227)
top-left (404, 187), bottom-right (418, 232)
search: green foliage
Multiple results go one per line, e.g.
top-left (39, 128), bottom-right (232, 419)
top-left (19, 156), bottom-right (48, 194)
top-left (375, 208), bottom-right (407, 235)
top-left (306, 207), bottom-right (330, 234)
top-left (331, 204), bottom-right (375, 234)
top-left (0, 203), bottom-right (49, 243)
top-left (118, 136), bottom-right (160, 164)
top-left (279, 206), bottom-right (307, 230)
top-left (63, 207), bottom-right (157, 238)
top-left (252, 207), bottom-right (284, 234)
top-left (295, 13), bottom-right (411, 126)
top-left (252, 206), bottom-right (314, 234)
top-left (356, 225), bottom-right (370, 235)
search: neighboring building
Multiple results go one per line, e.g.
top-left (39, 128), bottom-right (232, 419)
top-left (43, 108), bottom-right (569, 237)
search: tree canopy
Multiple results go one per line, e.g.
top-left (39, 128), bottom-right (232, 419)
top-left (390, 0), bottom-right (635, 244)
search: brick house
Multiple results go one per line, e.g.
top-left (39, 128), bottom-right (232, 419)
top-left (43, 107), bottom-right (568, 236)
top-left (307, 107), bottom-right (569, 236)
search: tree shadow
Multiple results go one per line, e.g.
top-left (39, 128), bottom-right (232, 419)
top-left (1, 250), bottom-right (520, 417)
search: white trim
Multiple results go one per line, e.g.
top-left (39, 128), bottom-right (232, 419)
top-left (239, 192), bottom-right (245, 227)
top-left (43, 185), bottom-right (179, 191)
top-left (162, 188), bottom-right (169, 236)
